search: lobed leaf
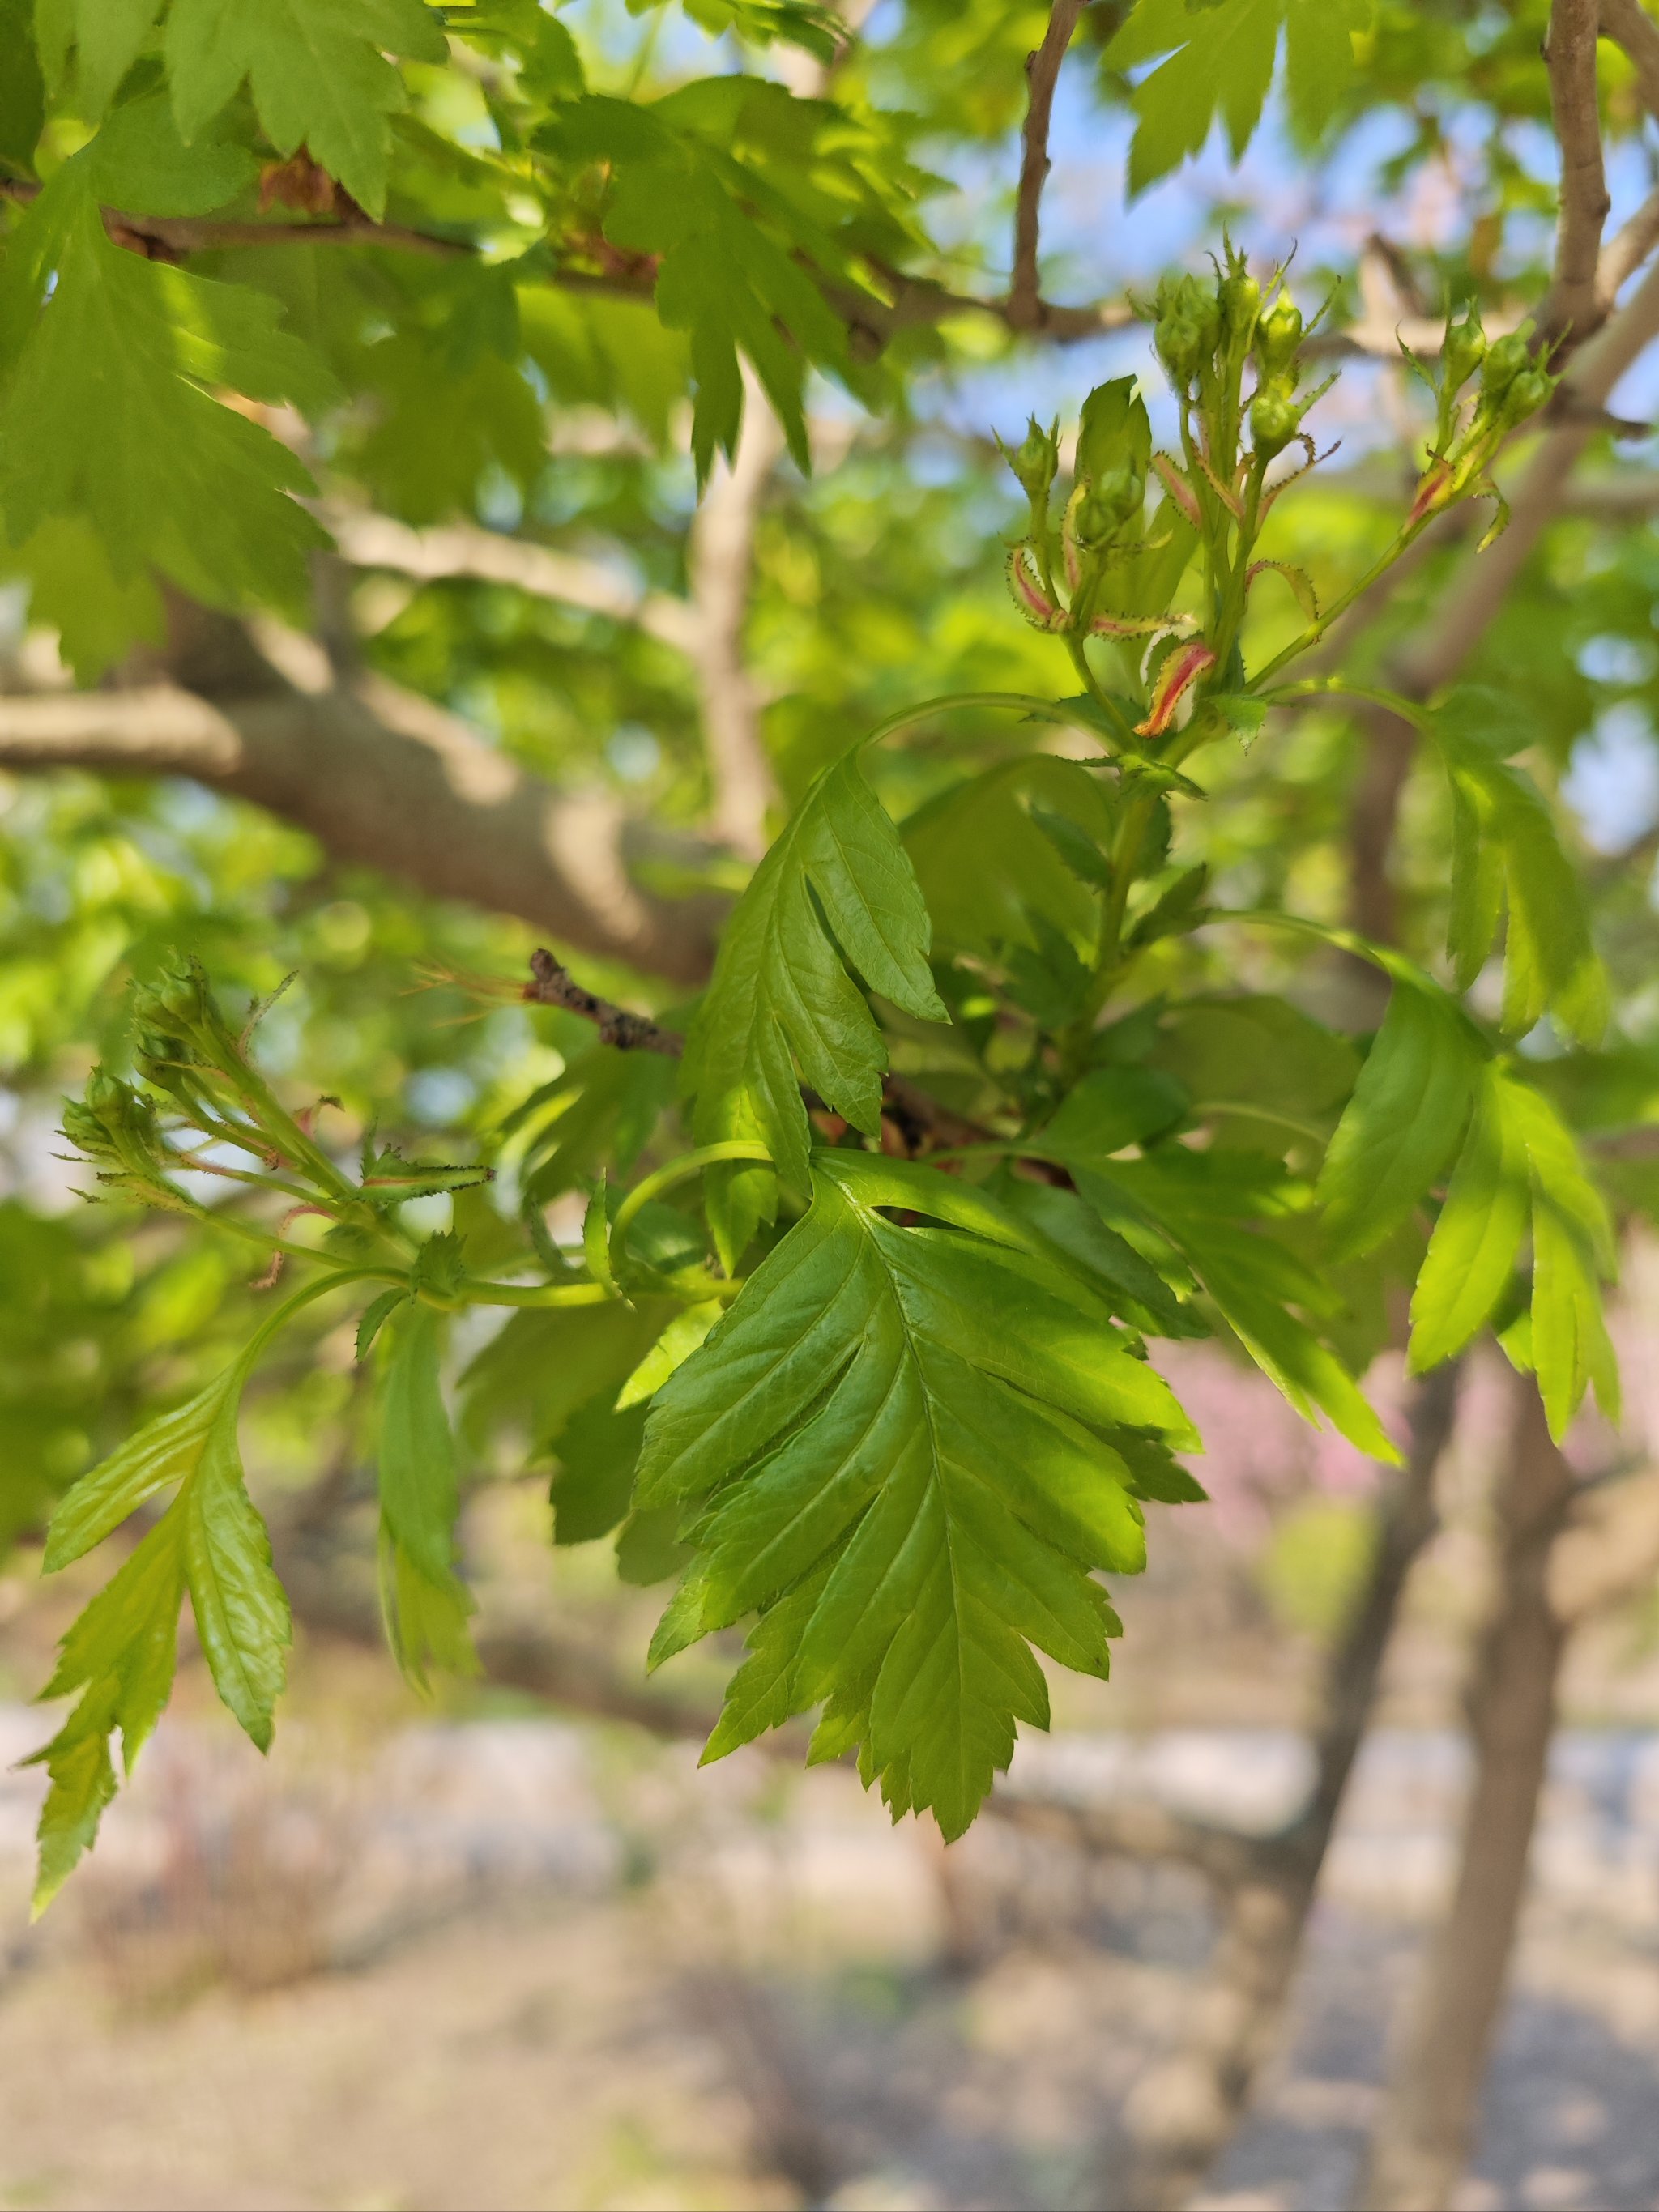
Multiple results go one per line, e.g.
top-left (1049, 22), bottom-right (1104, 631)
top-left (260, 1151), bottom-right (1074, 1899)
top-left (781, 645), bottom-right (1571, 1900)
top-left (638, 1151), bottom-right (1193, 1838)
top-left (684, 751), bottom-right (947, 1265)
top-left (1316, 982), bottom-right (1484, 1257)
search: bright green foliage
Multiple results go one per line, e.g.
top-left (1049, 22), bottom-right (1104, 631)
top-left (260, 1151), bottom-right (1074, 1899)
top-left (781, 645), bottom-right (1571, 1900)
top-left (0, 122), bottom-right (332, 609)
top-left (1105, 0), bottom-right (1371, 192)
top-left (1431, 691), bottom-right (1608, 1042)
top-left (164, 0), bottom-right (447, 217)
top-left (377, 1302), bottom-right (476, 1686)
top-left (34, 0), bottom-right (160, 117)
top-left (28, 1345), bottom-right (289, 1911)
top-left (637, 1152), bottom-right (1188, 1836)
top-left (542, 81), bottom-right (914, 478)
top-left (1317, 983), bottom-right (1484, 1258)
top-left (9, 2), bottom-right (1649, 1902)
top-left (684, 750), bottom-right (947, 1264)
top-left (1410, 1063), bottom-right (1618, 1436)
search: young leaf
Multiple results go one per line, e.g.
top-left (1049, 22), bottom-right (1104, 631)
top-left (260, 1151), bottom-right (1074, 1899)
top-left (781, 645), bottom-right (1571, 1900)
top-left (43, 1362), bottom-right (245, 1571)
top-left (1107, 0), bottom-right (1369, 190)
top-left (179, 1423), bottom-right (292, 1750)
top-left (35, 0), bottom-right (161, 117)
top-left (638, 1151), bottom-right (1194, 1839)
top-left (904, 757), bottom-right (1114, 959)
top-left (1409, 1063), bottom-right (1615, 1433)
top-left (377, 1305), bottom-right (476, 1686)
top-left (684, 750), bottom-right (947, 1264)
top-left (1066, 1147), bottom-right (1398, 1460)
top-left (0, 165), bottom-right (333, 628)
top-left (1317, 983), bottom-right (1484, 1257)
top-left (1409, 1063), bottom-right (1531, 1370)
top-left (1431, 697), bottom-right (1607, 1042)
top-left (164, 0), bottom-right (448, 217)
top-left (27, 1519), bottom-right (185, 1913)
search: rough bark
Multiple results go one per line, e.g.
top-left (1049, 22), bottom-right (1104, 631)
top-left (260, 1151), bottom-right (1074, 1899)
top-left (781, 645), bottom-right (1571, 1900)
top-left (1100, 1364), bottom-right (1462, 2212)
top-left (1541, 0), bottom-right (1612, 345)
top-left (1354, 1370), bottom-right (1576, 2212)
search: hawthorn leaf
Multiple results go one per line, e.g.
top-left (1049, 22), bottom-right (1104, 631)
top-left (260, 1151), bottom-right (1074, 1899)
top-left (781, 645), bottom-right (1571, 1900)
top-left (1068, 1148), bottom-right (1398, 1460)
top-left (35, 0), bottom-right (160, 117)
top-left (43, 1361), bottom-right (245, 1571)
top-left (180, 1423), bottom-right (292, 1750)
top-left (684, 750), bottom-right (947, 1266)
top-left (27, 1518), bottom-right (185, 1912)
top-left (0, 168), bottom-right (334, 622)
top-left (1408, 1063), bottom-right (1531, 1370)
top-left (377, 1305), bottom-right (476, 1686)
top-left (1431, 697), bottom-right (1607, 1042)
top-left (638, 1151), bottom-right (1192, 1838)
top-left (1317, 983), bottom-right (1484, 1257)
top-left (164, 0), bottom-right (447, 217)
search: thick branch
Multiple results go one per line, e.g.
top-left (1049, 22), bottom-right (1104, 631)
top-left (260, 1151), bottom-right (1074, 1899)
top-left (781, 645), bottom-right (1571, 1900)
top-left (686, 384), bottom-right (785, 857)
top-left (1009, 1), bottom-right (1089, 332)
top-left (1542, 0), bottom-right (1613, 346)
top-left (1601, 0), bottom-right (1659, 124)
top-left (0, 681), bottom-right (720, 983)
top-left (329, 510), bottom-right (702, 655)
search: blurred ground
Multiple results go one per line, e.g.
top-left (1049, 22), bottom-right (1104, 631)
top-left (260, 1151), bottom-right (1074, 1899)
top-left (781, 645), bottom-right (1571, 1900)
top-left (0, 1707), bottom-right (1655, 2212)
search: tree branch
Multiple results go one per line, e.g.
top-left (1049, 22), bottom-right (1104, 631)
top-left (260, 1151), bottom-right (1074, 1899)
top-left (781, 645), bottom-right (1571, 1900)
top-left (328, 509), bottom-right (702, 655)
top-left (1601, 0), bottom-right (1659, 124)
top-left (686, 378), bottom-right (785, 858)
top-left (1347, 248), bottom-right (1659, 941)
top-left (1541, 0), bottom-right (1613, 347)
top-left (1009, 0), bottom-right (1089, 333)
top-left (0, 679), bottom-right (721, 983)
top-left (524, 948), bottom-right (682, 1052)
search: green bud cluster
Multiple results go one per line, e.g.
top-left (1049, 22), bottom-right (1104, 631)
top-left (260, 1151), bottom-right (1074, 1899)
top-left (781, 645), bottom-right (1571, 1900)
top-left (1002, 414), bottom-right (1060, 505)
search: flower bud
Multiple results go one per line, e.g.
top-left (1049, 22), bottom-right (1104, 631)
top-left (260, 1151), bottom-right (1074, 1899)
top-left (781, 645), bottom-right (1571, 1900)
top-left (1442, 300), bottom-right (1486, 393)
top-left (1499, 366), bottom-right (1552, 424)
top-left (1004, 415), bottom-right (1060, 502)
top-left (1254, 293), bottom-right (1303, 380)
top-left (1072, 484), bottom-right (1124, 552)
top-left (1219, 257), bottom-right (1260, 344)
top-left (1156, 314), bottom-right (1204, 387)
top-left (1250, 384), bottom-right (1300, 459)
top-left (1478, 330), bottom-right (1531, 406)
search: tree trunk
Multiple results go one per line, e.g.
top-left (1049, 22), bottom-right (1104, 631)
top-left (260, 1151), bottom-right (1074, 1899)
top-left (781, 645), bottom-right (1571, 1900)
top-left (1107, 1362), bottom-right (1461, 2212)
top-left (1354, 1367), bottom-right (1575, 2212)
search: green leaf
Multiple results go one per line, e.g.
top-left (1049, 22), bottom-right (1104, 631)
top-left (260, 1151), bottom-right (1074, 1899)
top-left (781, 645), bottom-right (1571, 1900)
top-left (377, 1305), bottom-right (476, 1686)
top-left (35, 0), bottom-right (161, 117)
top-left (684, 749), bottom-right (947, 1266)
top-left (638, 1151), bottom-right (1192, 1839)
top-left (0, 0), bottom-right (45, 169)
top-left (164, 0), bottom-right (447, 217)
top-left (904, 757), bottom-right (1115, 960)
top-left (1068, 1148), bottom-right (1398, 1460)
top-left (1105, 0), bottom-right (1367, 190)
top-left (28, 1518), bottom-right (184, 1913)
top-left (550, 1396), bottom-right (649, 1545)
top-left (541, 82), bottom-right (900, 478)
top-left (1505, 1080), bottom-right (1618, 1435)
top-left (30, 1336), bottom-right (294, 1903)
top-left (43, 1360), bottom-right (243, 1571)
top-left (179, 1417), bottom-right (291, 1749)
top-left (1431, 695), bottom-right (1607, 1042)
top-left (355, 1287), bottom-right (408, 1362)
top-left (1409, 1063), bottom-right (1531, 1370)
top-left (85, 87), bottom-right (259, 213)
top-left (616, 1298), bottom-right (724, 1409)
top-left (1317, 983), bottom-right (1484, 1257)
top-left (0, 166), bottom-right (333, 629)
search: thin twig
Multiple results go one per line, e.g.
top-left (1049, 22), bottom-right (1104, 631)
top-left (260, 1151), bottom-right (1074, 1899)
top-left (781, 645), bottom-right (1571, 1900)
top-left (524, 948), bottom-right (683, 1054)
top-left (1009, 0), bottom-right (1088, 332)
top-left (1540, 0), bottom-right (1612, 346)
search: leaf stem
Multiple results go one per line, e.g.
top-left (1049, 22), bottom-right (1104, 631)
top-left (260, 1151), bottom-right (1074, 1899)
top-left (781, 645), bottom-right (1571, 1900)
top-left (610, 1140), bottom-right (774, 1247)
